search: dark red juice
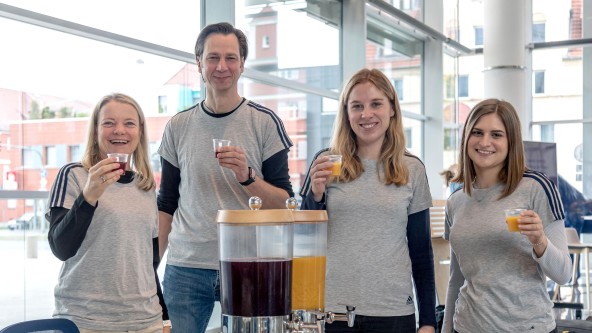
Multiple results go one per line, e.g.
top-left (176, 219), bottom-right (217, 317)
top-left (117, 162), bottom-right (127, 172)
top-left (220, 258), bottom-right (292, 317)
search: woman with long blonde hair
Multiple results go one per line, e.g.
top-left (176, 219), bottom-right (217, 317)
top-left (47, 93), bottom-right (169, 332)
top-left (300, 68), bottom-right (436, 333)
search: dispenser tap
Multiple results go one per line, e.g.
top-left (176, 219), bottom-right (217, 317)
top-left (326, 305), bottom-right (356, 327)
top-left (289, 311), bottom-right (325, 333)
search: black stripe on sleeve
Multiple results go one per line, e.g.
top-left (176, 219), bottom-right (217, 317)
top-left (524, 169), bottom-right (565, 221)
top-left (247, 101), bottom-right (293, 149)
top-left (299, 148), bottom-right (330, 199)
top-left (51, 163), bottom-right (83, 208)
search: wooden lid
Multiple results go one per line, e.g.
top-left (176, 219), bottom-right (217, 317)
top-left (291, 210), bottom-right (328, 223)
top-left (216, 209), bottom-right (294, 224)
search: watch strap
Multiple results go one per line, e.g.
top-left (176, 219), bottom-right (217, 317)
top-left (240, 167), bottom-right (255, 186)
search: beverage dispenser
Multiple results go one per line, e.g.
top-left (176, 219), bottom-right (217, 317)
top-left (217, 197), bottom-right (294, 333)
top-left (217, 197), bottom-right (354, 333)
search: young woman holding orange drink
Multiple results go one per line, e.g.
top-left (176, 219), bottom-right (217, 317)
top-left (300, 68), bottom-right (436, 333)
top-left (442, 99), bottom-right (571, 333)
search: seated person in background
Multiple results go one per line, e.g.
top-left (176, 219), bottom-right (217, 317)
top-left (46, 93), bottom-right (169, 333)
top-left (440, 163), bottom-right (461, 197)
top-left (558, 175), bottom-right (587, 235)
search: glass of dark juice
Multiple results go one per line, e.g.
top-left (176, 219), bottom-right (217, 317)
top-left (107, 153), bottom-right (129, 172)
top-left (213, 139), bottom-right (232, 158)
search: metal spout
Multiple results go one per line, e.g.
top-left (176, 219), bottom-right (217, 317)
top-left (326, 305), bottom-right (356, 327)
top-left (290, 310), bottom-right (325, 333)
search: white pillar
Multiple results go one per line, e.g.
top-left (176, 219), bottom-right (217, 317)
top-left (483, 0), bottom-right (531, 139)
top-left (424, 0), bottom-right (445, 199)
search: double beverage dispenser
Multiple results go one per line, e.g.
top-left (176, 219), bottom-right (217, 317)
top-left (217, 197), bottom-right (355, 333)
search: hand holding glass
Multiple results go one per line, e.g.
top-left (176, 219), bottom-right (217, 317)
top-left (504, 208), bottom-right (526, 232)
top-left (213, 139), bottom-right (232, 158)
top-left (326, 155), bottom-right (342, 176)
top-left (107, 153), bottom-right (129, 172)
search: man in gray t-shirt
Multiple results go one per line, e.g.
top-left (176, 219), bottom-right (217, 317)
top-left (157, 22), bottom-right (294, 333)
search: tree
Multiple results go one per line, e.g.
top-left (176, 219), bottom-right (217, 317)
top-left (58, 106), bottom-right (73, 118)
top-left (29, 100), bottom-right (41, 119)
top-left (41, 106), bottom-right (55, 119)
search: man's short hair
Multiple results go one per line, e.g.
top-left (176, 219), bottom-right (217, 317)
top-left (195, 22), bottom-right (248, 61)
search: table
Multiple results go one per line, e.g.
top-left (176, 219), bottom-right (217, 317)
top-left (553, 243), bottom-right (592, 310)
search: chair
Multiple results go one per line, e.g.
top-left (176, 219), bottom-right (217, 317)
top-left (430, 199), bottom-right (450, 305)
top-left (0, 318), bottom-right (80, 333)
top-left (553, 227), bottom-right (592, 312)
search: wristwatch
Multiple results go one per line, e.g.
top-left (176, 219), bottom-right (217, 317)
top-left (240, 167), bottom-right (256, 186)
top-left (163, 320), bottom-right (172, 328)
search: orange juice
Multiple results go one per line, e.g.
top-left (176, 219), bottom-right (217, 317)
top-left (506, 216), bottom-right (520, 232)
top-left (330, 162), bottom-right (342, 176)
top-left (291, 256), bottom-right (326, 311)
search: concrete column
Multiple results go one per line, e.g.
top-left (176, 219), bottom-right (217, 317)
top-left (201, 0), bottom-right (234, 26)
top-left (341, 0), bottom-right (366, 82)
top-left (483, 0), bottom-right (531, 139)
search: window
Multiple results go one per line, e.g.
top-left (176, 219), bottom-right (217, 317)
top-left (534, 71), bottom-right (545, 94)
top-left (69, 144), bottom-right (83, 162)
top-left (474, 26), bottom-right (483, 46)
top-left (23, 146), bottom-right (43, 169)
top-left (405, 128), bottom-right (412, 148)
top-left (444, 75), bottom-right (468, 99)
top-left (262, 35), bottom-right (270, 48)
top-left (445, 75), bottom-right (454, 99)
top-left (540, 124), bottom-right (554, 142)
top-left (444, 128), bottom-right (458, 150)
top-left (533, 23), bottom-right (546, 42)
top-left (45, 146), bottom-right (56, 167)
top-left (458, 75), bottom-right (469, 98)
top-left (158, 95), bottom-right (168, 114)
top-left (392, 78), bottom-right (404, 101)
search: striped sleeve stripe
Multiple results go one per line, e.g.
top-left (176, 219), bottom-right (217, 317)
top-left (248, 101), bottom-right (293, 149)
top-left (299, 148), bottom-right (330, 198)
top-left (50, 163), bottom-right (83, 208)
top-left (523, 169), bottom-right (565, 221)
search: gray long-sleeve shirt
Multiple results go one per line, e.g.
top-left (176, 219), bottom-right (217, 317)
top-left (442, 170), bottom-right (571, 333)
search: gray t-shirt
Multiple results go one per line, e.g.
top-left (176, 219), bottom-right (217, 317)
top-left (442, 170), bottom-right (571, 333)
top-left (48, 164), bottom-right (161, 331)
top-left (323, 155), bottom-right (432, 316)
top-left (158, 99), bottom-right (292, 269)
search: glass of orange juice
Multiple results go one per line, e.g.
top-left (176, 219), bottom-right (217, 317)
top-left (327, 155), bottom-right (342, 176)
top-left (504, 208), bottom-right (526, 232)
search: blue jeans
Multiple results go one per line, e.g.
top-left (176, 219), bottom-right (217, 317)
top-left (163, 265), bottom-right (220, 333)
top-left (325, 314), bottom-right (416, 333)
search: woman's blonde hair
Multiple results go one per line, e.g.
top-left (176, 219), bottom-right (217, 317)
top-left (455, 98), bottom-right (526, 199)
top-left (81, 93), bottom-right (155, 191)
top-left (330, 68), bottom-right (408, 185)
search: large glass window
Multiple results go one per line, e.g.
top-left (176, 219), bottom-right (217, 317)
top-left (236, 0), bottom-right (341, 191)
top-left (0, 4), bottom-right (200, 325)
top-left (532, 46), bottom-right (586, 195)
top-left (236, 0), bottom-right (341, 90)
